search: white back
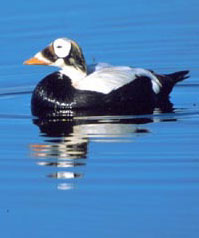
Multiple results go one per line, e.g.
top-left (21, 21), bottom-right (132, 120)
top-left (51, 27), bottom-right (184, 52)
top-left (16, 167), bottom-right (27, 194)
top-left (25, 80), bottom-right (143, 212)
top-left (74, 64), bottom-right (161, 94)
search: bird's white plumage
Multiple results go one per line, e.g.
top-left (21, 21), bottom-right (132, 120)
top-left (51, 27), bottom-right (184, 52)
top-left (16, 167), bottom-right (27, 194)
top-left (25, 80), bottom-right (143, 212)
top-left (72, 63), bottom-right (161, 94)
top-left (53, 38), bottom-right (71, 58)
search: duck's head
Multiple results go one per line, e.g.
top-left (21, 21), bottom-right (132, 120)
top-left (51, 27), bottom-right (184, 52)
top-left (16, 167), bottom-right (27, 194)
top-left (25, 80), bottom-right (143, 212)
top-left (24, 38), bottom-right (87, 77)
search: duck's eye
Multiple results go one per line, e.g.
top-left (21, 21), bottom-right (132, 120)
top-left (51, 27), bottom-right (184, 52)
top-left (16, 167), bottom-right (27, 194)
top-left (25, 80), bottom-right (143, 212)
top-left (57, 46), bottom-right (62, 48)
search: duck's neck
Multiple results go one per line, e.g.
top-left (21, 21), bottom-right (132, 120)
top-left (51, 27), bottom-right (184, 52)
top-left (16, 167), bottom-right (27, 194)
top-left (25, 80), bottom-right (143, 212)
top-left (60, 66), bottom-right (87, 86)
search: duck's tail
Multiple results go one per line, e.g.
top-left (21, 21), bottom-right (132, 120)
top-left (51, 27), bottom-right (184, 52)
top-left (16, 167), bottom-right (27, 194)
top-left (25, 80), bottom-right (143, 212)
top-left (156, 70), bottom-right (189, 100)
top-left (166, 70), bottom-right (189, 84)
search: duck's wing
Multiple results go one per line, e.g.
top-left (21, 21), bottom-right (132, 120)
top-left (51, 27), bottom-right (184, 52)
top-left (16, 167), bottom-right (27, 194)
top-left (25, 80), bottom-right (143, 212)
top-left (76, 66), bottom-right (161, 94)
top-left (87, 63), bottom-right (112, 74)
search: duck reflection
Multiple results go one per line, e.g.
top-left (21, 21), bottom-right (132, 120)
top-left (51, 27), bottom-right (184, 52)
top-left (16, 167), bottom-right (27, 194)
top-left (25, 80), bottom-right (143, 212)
top-left (30, 115), bottom-right (152, 189)
top-left (30, 101), bottom-right (175, 190)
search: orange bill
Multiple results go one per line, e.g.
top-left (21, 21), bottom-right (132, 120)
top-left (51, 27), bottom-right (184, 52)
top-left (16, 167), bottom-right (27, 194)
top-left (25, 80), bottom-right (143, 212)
top-left (23, 57), bottom-right (49, 65)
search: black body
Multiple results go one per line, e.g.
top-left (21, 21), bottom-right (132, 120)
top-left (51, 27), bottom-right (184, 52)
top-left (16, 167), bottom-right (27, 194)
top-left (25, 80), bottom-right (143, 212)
top-left (31, 70), bottom-right (189, 118)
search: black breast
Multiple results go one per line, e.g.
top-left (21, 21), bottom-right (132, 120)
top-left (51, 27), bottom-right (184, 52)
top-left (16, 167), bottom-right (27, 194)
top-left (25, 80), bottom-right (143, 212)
top-left (31, 72), bottom-right (104, 117)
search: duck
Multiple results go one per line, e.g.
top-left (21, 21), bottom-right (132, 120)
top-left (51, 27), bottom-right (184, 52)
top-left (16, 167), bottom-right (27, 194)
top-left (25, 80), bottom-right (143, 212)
top-left (24, 37), bottom-right (189, 117)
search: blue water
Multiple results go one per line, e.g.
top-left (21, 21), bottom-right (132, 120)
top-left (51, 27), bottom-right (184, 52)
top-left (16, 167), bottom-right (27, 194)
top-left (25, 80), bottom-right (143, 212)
top-left (0, 0), bottom-right (199, 237)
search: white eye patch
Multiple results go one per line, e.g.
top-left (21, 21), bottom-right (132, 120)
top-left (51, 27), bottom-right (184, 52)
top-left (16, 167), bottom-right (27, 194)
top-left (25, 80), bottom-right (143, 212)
top-left (53, 38), bottom-right (71, 58)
